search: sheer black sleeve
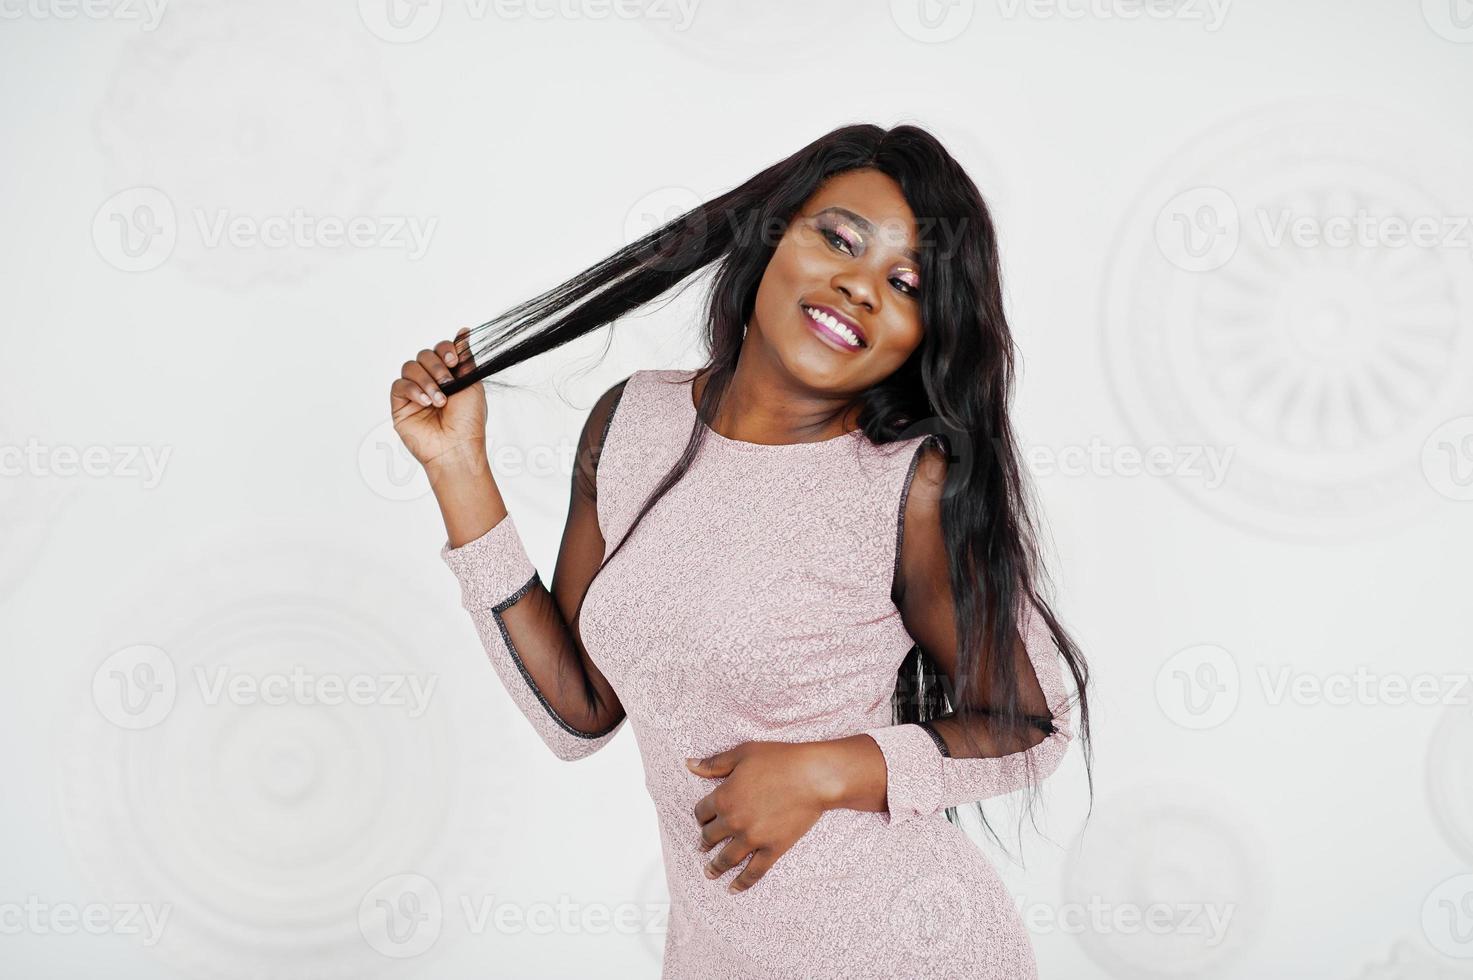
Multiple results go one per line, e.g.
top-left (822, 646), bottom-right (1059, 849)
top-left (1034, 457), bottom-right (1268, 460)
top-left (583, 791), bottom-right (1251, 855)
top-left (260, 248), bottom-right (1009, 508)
top-left (438, 379), bottom-right (630, 761)
top-left (861, 438), bottom-right (1075, 825)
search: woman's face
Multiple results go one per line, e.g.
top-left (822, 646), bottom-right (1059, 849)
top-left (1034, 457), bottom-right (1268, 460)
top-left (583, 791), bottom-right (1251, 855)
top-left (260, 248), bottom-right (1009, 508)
top-left (750, 168), bottom-right (925, 395)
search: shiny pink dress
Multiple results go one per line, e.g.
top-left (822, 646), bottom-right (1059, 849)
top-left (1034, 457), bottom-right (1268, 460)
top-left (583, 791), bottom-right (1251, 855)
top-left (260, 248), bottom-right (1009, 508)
top-left (439, 367), bottom-right (1074, 978)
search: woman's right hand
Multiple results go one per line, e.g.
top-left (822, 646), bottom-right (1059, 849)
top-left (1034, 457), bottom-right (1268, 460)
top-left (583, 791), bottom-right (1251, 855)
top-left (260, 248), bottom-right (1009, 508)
top-left (390, 327), bottom-right (487, 472)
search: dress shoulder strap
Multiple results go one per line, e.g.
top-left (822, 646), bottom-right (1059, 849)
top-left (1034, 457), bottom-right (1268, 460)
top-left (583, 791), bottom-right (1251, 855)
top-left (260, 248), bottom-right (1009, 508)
top-left (593, 369), bottom-right (693, 555)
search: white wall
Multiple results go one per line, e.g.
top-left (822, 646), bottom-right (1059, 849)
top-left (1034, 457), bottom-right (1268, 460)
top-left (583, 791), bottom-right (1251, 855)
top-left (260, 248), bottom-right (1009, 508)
top-left (2, 0), bottom-right (1470, 976)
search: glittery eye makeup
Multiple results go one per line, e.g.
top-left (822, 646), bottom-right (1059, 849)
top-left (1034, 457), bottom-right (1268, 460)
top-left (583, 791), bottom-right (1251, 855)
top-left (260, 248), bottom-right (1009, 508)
top-left (817, 216), bottom-right (861, 254)
top-left (815, 213), bottom-right (922, 297)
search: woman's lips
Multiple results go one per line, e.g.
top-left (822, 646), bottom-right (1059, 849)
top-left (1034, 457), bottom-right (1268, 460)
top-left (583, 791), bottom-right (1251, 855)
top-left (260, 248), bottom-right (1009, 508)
top-left (800, 304), bottom-right (866, 351)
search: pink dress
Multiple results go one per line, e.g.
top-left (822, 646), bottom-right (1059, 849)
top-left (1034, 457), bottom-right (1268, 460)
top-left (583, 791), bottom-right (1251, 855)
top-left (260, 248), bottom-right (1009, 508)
top-left (439, 367), bottom-right (1074, 978)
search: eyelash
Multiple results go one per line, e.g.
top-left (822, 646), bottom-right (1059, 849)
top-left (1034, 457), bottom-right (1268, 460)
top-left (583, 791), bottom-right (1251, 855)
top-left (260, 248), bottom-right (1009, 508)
top-left (819, 227), bottom-right (919, 297)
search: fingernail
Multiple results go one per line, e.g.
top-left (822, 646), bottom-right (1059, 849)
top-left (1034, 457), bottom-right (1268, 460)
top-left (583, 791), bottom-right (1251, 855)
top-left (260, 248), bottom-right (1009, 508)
top-left (433, 392), bottom-right (446, 406)
top-left (703, 867), bottom-right (715, 879)
top-left (418, 393), bottom-right (431, 406)
top-left (445, 353), bottom-right (457, 366)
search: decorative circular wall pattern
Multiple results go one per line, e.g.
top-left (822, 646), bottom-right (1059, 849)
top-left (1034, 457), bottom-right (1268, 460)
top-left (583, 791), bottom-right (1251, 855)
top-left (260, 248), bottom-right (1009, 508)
top-left (1100, 100), bottom-right (1473, 542)
top-left (57, 532), bottom-right (516, 978)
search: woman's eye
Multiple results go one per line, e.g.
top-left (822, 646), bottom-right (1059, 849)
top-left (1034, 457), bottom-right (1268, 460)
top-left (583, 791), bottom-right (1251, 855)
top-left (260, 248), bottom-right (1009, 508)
top-left (820, 228), bottom-right (854, 255)
top-left (819, 223), bottom-right (918, 296)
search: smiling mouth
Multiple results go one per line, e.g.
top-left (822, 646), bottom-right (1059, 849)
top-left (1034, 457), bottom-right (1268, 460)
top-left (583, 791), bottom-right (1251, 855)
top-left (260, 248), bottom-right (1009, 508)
top-left (800, 304), bottom-right (867, 350)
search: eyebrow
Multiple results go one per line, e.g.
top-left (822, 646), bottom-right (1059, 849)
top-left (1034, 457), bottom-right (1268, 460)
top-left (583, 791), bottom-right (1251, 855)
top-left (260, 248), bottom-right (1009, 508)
top-left (818, 206), bottom-right (921, 265)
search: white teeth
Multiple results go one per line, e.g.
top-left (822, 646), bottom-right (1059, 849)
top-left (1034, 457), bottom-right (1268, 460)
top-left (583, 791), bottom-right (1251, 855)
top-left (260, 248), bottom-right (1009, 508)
top-left (804, 306), bottom-right (861, 347)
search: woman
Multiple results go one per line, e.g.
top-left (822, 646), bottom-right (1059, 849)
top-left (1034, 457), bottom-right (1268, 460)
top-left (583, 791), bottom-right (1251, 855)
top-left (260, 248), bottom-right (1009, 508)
top-left (389, 123), bottom-right (1093, 978)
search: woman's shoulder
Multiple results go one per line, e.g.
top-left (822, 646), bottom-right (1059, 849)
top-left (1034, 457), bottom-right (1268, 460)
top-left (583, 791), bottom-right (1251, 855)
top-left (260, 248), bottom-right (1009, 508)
top-left (856, 426), bottom-right (942, 468)
top-left (630, 366), bottom-right (699, 388)
top-left (595, 367), bottom-right (695, 457)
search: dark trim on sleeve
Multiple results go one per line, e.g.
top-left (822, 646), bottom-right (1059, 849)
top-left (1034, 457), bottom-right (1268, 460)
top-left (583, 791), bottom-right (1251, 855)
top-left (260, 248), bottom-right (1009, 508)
top-left (891, 433), bottom-right (941, 603)
top-left (491, 571), bottom-right (625, 740)
top-left (917, 719), bottom-right (952, 758)
top-left (596, 377), bottom-right (631, 472)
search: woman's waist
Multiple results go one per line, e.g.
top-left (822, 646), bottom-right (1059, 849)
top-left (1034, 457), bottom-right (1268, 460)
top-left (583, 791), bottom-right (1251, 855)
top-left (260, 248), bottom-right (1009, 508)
top-left (635, 707), bottom-right (895, 763)
top-left (656, 804), bottom-right (958, 893)
top-left (656, 809), bottom-right (1022, 976)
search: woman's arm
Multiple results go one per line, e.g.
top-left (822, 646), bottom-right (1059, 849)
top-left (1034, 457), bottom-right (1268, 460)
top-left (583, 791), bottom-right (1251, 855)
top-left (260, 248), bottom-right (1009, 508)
top-left (433, 379), bottom-right (630, 761)
top-left (816, 440), bottom-right (1075, 823)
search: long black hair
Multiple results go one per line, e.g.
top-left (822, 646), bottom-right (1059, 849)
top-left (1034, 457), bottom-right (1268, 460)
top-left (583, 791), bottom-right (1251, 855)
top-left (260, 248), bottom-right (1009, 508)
top-left (438, 122), bottom-right (1092, 853)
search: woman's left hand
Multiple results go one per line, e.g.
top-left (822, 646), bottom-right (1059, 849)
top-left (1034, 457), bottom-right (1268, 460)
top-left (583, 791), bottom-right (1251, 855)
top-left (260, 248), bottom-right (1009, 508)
top-left (686, 740), bottom-right (838, 894)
